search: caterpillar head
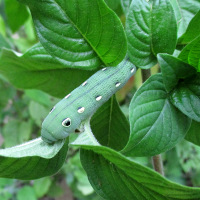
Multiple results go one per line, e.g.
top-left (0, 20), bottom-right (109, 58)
top-left (41, 100), bottom-right (81, 143)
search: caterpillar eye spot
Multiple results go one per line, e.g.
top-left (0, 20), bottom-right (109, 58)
top-left (62, 118), bottom-right (71, 127)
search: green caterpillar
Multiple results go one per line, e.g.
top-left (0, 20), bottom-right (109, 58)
top-left (41, 60), bottom-right (136, 143)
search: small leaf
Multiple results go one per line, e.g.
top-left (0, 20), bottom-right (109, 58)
top-left (0, 47), bottom-right (95, 98)
top-left (122, 74), bottom-right (191, 156)
top-left (33, 177), bottom-right (51, 198)
top-left (72, 134), bottom-right (200, 200)
top-left (19, 0), bottom-right (127, 69)
top-left (2, 120), bottom-right (20, 148)
top-left (5, 0), bottom-right (29, 33)
top-left (126, 0), bottom-right (177, 69)
top-left (178, 10), bottom-right (200, 45)
top-left (170, 74), bottom-right (200, 122)
top-left (0, 138), bottom-right (68, 180)
top-left (29, 101), bottom-right (49, 127)
top-left (18, 120), bottom-right (32, 143)
top-left (91, 96), bottom-right (130, 151)
top-left (17, 186), bottom-right (37, 200)
top-left (25, 89), bottom-right (52, 107)
top-left (158, 53), bottom-right (196, 92)
top-left (179, 35), bottom-right (200, 72)
top-left (185, 120), bottom-right (200, 146)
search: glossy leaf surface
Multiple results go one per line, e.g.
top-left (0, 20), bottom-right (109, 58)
top-left (185, 120), bottom-right (200, 146)
top-left (178, 10), bottom-right (200, 45)
top-left (0, 138), bottom-right (68, 180)
top-left (126, 0), bottom-right (177, 69)
top-left (0, 46), bottom-right (96, 98)
top-left (170, 74), bottom-right (200, 122)
top-left (179, 35), bottom-right (200, 72)
top-left (91, 96), bottom-right (130, 151)
top-left (19, 0), bottom-right (127, 69)
top-left (158, 53), bottom-right (196, 92)
top-left (71, 131), bottom-right (200, 200)
top-left (122, 74), bottom-right (191, 156)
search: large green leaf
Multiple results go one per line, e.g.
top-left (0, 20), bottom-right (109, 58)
top-left (91, 96), bottom-right (130, 151)
top-left (185, 120), bottom-right (200, 146)
top-left (18, 0), bottom-right (127, 69)
top-left (178, 10), bottom-right (200, 45)
top-left (122, 74), bottom-right (191, 156)
top-left (170, 74), bottom-right (200, 122)
top-left (0, 46), bottom-right (96, 98)
top-left (0, 138), bottom-right (67, 180)
top-left (5, 0), bottom-right (29, 33)
top-left (179, 35), bottom-right (200, 72)
top-left (126, 0), bottom-right (177, 69)
top-left (157, 53), bottom-right (196, 92)
top-left (71, 131), bottom-right (200, 200)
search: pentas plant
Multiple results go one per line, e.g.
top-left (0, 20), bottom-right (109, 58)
top-left (0, 0), bottom-right (200, 199)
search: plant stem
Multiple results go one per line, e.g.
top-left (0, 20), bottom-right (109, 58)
top-left (152, 154), bottom-right (164, 176)
top-left (141, 69), bottom-right (164, 176)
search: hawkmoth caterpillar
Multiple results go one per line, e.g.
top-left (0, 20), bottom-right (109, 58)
top-left (41, 59), bottom-right (136, 143)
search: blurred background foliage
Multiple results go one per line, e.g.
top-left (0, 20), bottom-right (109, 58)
top-left (0, 0), bottom-right (200, 199)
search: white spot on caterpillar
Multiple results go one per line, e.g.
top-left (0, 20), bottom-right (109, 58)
top-left (96, 96), bottom-right (102, 101)
top-left (102, 68), bottom-right (107, 71)
top-left (115, 82), bottom-right (121, 87)
top-left (131, 68), bottom-right (135, 73)
top-left (65, 94), bottom-right (71, 99)
top-left (82, 81), bottom-right (87, 86)
top-left (62, 118), bottom-right (71, 127)
top-left (78, 107), bottom-right (85, 113)
top-left (50, 106), bottom-right (55, 113)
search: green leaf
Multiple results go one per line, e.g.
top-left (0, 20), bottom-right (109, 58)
top-left (120, 0), bottom-right (131, 14)
top-left (17, 186), bottom-right (37, 200)
top-left (170, 74), bottom-right (200, 122)
top-left (178, 10), bottom-right (200, 45)
top-left (5, 0), bottom-right (29, 33)
top-left (2, 119), bottom-right (21, 148)
top-left (157, 53), bottom-right (196, 92)
top-left (0, 47), bottom-right (96, 98)
top-left (18, 0), bottom-right (127, 69)
top-left (126, 0), bottom-right (177, 69)
top-left (25, 89), bottom-right (52, 107)
top-left (0, 138), bottom-right (68, 180)
top-left (0, 34), bottom-right (11, 51)
top-left (122, 74), bottom-right (191, 157)
top-left (0, 16), bottom-right (6, 37)
top-left (18, 120), bottom-right (32, 143)
top-left (91, 96), bottom-right (130, 151)
top-left (175, 0), bottom-right (200, 37)
top-left (71, 132), bottom-right (200, 200)
top-left (0, 78), bottom-right (16, 111)
top-left (33, 177), bottom-right (51, 198)
top-left (179, 35), bottom-right (200, 72)
top-left (29, 101), bottom-right (49, 127)
top-left (185, 120), bottom-right (200, 146)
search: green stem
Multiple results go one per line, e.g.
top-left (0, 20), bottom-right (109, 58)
top-left (141, 69), bottom-right (164, 176)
